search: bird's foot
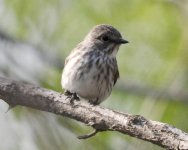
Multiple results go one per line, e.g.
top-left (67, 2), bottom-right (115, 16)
top-left (89, 98), bottom-right (100, 106)
top-left (64, 90), bottom-right (80, 104)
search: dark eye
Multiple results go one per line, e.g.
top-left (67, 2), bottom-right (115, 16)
top-left (101, 36), bottom-right (109, 42)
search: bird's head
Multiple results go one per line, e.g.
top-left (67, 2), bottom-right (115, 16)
top-left (84, 24), bottom-right (129, 57)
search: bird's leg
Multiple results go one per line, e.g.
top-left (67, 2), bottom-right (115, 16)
top-left (90, 98), bottom-right (99, 106)
top-left (70, 93), bottom-right (80, 104)
top-left (64, 90), bottom-right (72, 97)
top-left (64, 90), bottom-right (80, 104)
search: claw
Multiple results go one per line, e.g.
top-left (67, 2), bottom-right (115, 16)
top-left (70, 93), bottom-right (80, 104)
top-left (64, 90), bottom-right (80, 104)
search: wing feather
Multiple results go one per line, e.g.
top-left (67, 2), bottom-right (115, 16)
top-left (114, 68), bottom-right (119, 85)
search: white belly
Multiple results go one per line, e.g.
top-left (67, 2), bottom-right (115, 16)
top-left (61, 54), bottom-right (113, 104)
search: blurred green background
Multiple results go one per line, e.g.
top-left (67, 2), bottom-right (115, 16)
top-left (0, 0), bottom-right (188, 150)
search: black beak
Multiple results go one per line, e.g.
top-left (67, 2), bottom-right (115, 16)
top-left (117, 38), bottom-right (129, 44)
top-left (112, 38), bottom-right (129, 44)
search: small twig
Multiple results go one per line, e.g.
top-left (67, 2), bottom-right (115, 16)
top-left (77, 129), bottom-right (101, 139)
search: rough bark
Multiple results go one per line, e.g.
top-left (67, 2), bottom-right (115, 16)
top-left (0, 77), bottom-right (188, 150)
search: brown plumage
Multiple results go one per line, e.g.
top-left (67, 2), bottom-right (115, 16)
top-left (61, 24), bottom-right (128, 105)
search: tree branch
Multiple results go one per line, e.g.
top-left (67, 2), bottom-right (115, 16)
top-left (0, 77), bottom-right (188, 150)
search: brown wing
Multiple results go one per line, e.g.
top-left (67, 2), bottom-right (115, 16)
top-left (114, 68), bottom-right (119, 85)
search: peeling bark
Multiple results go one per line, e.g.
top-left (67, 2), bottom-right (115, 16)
top-left (0, 77), bottom-right (188, 150)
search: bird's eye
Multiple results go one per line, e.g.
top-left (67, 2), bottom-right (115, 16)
top-left (101, 36), bottom-right (109, 42)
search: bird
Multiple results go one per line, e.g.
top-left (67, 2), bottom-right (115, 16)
top-left (61, 24), bottom-right (128, 105)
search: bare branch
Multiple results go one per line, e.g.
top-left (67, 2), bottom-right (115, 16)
top-left (0, 77), bottom-right (188, 149)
